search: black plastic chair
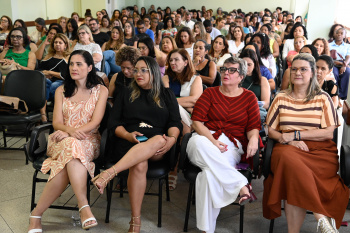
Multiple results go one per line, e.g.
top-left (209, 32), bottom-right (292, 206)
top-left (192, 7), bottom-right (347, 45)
top-left (178, 132), bottom-right (260, 233)
top-left (25, 102), bottom-right (111, 212)
top-left (0, 70), bottom-right (45, 163)
top-left (103, 135), bottom-right (178, 228)
top-left (262, 128), bottom-right (350, 232)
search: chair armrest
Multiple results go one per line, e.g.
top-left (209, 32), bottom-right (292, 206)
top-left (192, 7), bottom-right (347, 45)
top-left (178, 132), bottom-right (192, 171)
top-left (26, 124), bottom-right (54, 163)
top-left (340, 145), bottom-right (350, 187)
top-left (262, 137), bottom-right (276, 179)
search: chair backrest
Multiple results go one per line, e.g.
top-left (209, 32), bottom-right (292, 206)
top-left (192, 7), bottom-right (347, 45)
top-left (210, 71), bottom-right (222, 87)
top-left (4, 70), bottom-right (46, 112)
top-left (99, 102), bottom-right (112, 135)
top-left (100, 55), bottom-right (106, 73)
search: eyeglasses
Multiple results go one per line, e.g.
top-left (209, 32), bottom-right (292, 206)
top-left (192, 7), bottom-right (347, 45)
top-left (138, 46), bottom-right (148, 51)
top-left (133, 68), bottom-right (150, 75)
top-left (10, 35), bottom-right (23, 40)
top-left (220, 67), bottom-right (239, 74)
top-left (290, 67), bottom-right (310, 74)
top-left (1, 20), bottom-right (8, 23)
top-left (78, 31), bottom-right (88, 36)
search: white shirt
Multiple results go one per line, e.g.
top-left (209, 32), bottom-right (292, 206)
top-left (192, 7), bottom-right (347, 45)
top-left (261, 54), bottom-right (277, 78)
top-left (227, 40), bottom-right (245, 55)
top-left (73, 42), bottom-right (103, 70)
top-left (185, 43), bottom-right (195, 60)
top-left (181, 20), bottom-right (195, 30)
top-left (282, 38), bottom-right (311, 59)
top-left (209, 27), bottom-right (222, 41)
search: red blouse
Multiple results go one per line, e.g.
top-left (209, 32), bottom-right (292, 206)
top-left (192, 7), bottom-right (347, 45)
top-left (191, 86), bottom-right (261, 153)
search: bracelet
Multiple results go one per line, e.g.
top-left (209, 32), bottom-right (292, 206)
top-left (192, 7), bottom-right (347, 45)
top-left (168, 135), bottom-right (177, 141)
top-left (298, 130), bottom-right (301, 141)
top-left (294, 131), bottom-right (297, 141)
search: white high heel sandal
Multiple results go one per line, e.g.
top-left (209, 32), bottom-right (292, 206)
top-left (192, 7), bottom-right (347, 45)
top-left (28, 215), bottom-right (42, 233)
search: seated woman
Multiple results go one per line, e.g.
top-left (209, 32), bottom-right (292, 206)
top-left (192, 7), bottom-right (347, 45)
top-left (0, 27), bottom-right (36, 73)
top-left (286, 36), bottom-right (307, 68)
top-left (282, 23), bottom-right (309, 59)
top-left (123, 21), bottom-right (138, 47)
top-left (57, 16), bottom-right (68, 34)
top-left (38, 33), bottom-right (71, 123)
top-left (150, 18), bottom-right (162, 47)
top-left (193, 39), bottom-right (217, 86)
top-left (101, 26), bottom-right (125, 76)
top-left (239, 49), bottom-right (270, 123)
top-left (163, 49), bottom-right (203, 135)
top-left (316, 55), bottom-right (339, 108)
top-left (161, 17), bottom-right (177, 38)
top-left (0, 15), bottom-right (12, 47)
top-left (263, 53), bottom-right (349, 233)
top-left (227, 25), bottom-right (245, 56)
top-left (208, 35), bottom-right (232, 70)
top-left (65, 19), bottom-right (78, 41)
top-left (193, 21), bottom-right (211, 45)
top-left (29, 17), bottom-right (47, 44)
top-left (312, 38), bottom-right (330, 56)
top-left (92, 56), bottom-right (182, 233)
top-left (260, 23), bottom-right (280, 57)
top-left (175, 27), bottom-right (195, 59)
top-left (27, 50), bottom-right (108, 232)
top-left (160, 35), bottom-right (178, 56)
top-left (109, 46), bottom-right (141, 100)
top-left (4, 19), bottom-right (37, 52)
top-left (35, 26), bottom-right (62, 61)
top-left (73, 25), bottom-right (103, 71)
top-left (186, 56), bottom-right (260, 233)
top-left (100, 15), bottom-right (111, 33)
top-left (137, 37), bottom-right (166, 76)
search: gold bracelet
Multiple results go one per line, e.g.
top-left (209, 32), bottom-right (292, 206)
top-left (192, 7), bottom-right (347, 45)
top-left (168, 135), bottom-right (177, 141)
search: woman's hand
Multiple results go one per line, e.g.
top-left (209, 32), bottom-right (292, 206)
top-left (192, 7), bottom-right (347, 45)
top-left (126, 131), bottom-right (143, 144)
top-left (50, 130), bottom-right (69, 142)
top-left (154, 134), bottom-right (175, 156)
top-left (211, 139), bottom-right (227, 153)
top-left (246, 136), bottom-right (259, 158)
top-left (340, 65), bottom-right (346, 75)
top-left (193, 56), bottom-right (201, 66)
top-left (67, 128), bottom-right (87, 140)
top-left (43, 36), bottom-right (51, 46)
top-left (288, 141), bottom-right (309, 151)
top-left (42, 70), bottom-right (52, 79)
top-left (278, 132), bottom-right (294, 144)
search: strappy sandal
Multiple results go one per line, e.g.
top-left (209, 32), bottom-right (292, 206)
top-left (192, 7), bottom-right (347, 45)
top-left (168, 174), bottom-right (178, 191)
top-left (128, 215), bottom-right (141, 233)
top-left (28, 215), bottom-right (42, 233)
top-left (91, 165), bottom-right (117, 194)
top-left (79, 205), bottom-right (98, 230)
top-left (239, 184), bottom-right (257, 206)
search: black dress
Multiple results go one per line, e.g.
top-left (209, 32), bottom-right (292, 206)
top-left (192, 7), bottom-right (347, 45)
top-left (38, 57), bottom-right (67, 81)
top-left (106, 85), bottom-right (182, 163)
top-left (322, 80), bottom-right (338, 97)
top-left (112, 71), bottom-right (133, 99)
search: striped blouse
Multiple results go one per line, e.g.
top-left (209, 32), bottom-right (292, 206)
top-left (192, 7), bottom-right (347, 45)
top-left (266, 92), bottom-right (339, 133)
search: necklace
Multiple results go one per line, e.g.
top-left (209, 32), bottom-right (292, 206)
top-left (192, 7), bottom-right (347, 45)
top-left (194, 58), bottom-right (206, 66)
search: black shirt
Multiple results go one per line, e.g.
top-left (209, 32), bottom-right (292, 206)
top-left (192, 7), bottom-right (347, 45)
top-left (92, 32), bottom-right (110, 47)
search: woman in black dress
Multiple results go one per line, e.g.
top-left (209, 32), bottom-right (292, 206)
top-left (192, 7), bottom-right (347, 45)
top-left (92, 56), bottom-right (182, 232)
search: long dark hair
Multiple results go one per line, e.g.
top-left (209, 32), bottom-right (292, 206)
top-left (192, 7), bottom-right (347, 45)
top-left (239, 48), bottom-right (262, 85)
top-left (250, 33), bottom-right (271, 59)
top-left (64, 50), bottom-right (104, 97)
top-left (289, 22), bottom-right (308, 39)
top-left (137, 37), bottom-right (156, 58)
top-left (13, 19), bottom-right (27, 34)
top-left (66, 18), bottom-right (78, 40)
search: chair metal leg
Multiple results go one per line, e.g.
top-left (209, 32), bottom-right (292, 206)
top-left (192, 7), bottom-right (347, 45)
top-left (30, 170), bottom-right (39, 211)
top-left (165, 174), bottom-right (170, 201)
top-left (2, 126), bottom-right (7, 148)
top-left (184, 182), bottom-right (194, 232)
top-left (157, 178), bottom-right (163, 228)
top-left (105, 178), bottom-right (114, 223)
top-left (86, 174), bottom-right (90, 205)
top-left (269, 219), bottom-right (275, 233)
top-left (239, 205), bottom-right (245, 233)
top-left (191, 185), bottom-right (196, 205)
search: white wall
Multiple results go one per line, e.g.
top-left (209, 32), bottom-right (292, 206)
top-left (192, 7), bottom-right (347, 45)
top-left (0, 0), bottom-right (13, 19)
top-left (81, 0), bottom-right (107, 18)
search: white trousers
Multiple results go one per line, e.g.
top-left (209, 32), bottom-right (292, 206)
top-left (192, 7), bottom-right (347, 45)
top-left (186, 132), bottom-right (248, 233)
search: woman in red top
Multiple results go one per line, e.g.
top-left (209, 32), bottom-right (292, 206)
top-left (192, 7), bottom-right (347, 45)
top-left (186, 56), bottom-right (261, 233)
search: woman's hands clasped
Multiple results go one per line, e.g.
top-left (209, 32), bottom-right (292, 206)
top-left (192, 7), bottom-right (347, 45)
top-left (50, 130), bottom-right (69, 142)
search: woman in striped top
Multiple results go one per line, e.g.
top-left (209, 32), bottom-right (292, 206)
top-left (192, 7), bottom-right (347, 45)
top-left (263, 53), bottom-right (349, 232)
top-left (186, 56), bottom-right (261, 233)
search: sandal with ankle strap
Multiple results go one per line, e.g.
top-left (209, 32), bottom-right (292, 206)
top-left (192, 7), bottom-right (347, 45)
top-left (79, 205), bottom-right (98, 230)
top-left (239, 184), bottom-right (257, 206)
top-left (91, 166), bottom-right (117, 194)
top-left (28, 215), bottom-right (42, 233)
top-left (129, 215), bottom-right (141, 233)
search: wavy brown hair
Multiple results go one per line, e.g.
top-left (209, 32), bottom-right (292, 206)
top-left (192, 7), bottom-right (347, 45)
top-left (175, 27), bottom-right (195, 48)
top-left (47, 33), bottom-right (71, 58)
top-left (105, 26), bottom-right (124, 50)
top-left (165, 49), bottom-right (196, 85)
top-left (208, 35), bottom-right (229, 57)
top-left (311, 38), bottom-right (330, 56)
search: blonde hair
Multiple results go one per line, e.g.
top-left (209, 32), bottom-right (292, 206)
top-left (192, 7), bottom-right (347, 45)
top-left (294, 36), bottom-right (307, 48)
top-left (47, 33), bottom-right (71, 57)
top-left (77, 25), bottom-right (94, 43)
top-left (57, 16), bottom-right (68, 25)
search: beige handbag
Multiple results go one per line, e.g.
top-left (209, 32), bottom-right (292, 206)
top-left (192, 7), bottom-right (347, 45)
top-left (0, 95), bottom-right (28, 114)
top-left (0, 59), bottom-right (18, 75)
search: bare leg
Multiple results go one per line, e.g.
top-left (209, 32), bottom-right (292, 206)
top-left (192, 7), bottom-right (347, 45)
top-left (28, 167), bottom-right (70, 231)
top-left (127, 161), bottom-right (148, 232)
top-left (66, 159), bottom-right (96, 227)
top-left (40, 101), bottom-right (47, 122)
top-left (284, 200), bottom-right (306, 233)
top-left (94, 135), bottom-right (166, 193)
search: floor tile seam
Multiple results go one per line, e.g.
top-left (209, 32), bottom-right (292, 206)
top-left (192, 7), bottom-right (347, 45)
top-left (0, 213), bottom-right (14, 233)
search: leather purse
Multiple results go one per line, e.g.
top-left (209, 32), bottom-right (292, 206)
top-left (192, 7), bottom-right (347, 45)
top-left (0, 95), bottom-right (28, 114)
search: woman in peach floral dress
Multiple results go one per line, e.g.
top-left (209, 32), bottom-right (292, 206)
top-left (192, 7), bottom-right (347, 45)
top-left (28, 50), bottom-right (108, 233)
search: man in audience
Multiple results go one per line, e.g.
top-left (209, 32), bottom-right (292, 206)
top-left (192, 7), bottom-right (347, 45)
top-left (258, 10), bottom-right (264, 22)
top-left (329, 27), bottom-right (350, 100)
top-left (122, 8), bottom-right (130, 17)
top-left (151, 10), bottom-right (164, 29)
top-left (89, 18), bottom-right (109, 47)
top-left (135, 19), bottom-right (154, 42)
top-left (235, 16), bottom-right (250, 34)
top-left (170, 13), bottom-right (176, 22)
top-left (175, 13), bottom-right (184, 31)
top-left (203, 19), bottom-right (221, 41)
top-left (182, 11), bottom-right (195, 30)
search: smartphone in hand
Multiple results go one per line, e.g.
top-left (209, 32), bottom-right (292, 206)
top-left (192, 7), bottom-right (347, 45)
top-left (136, 135), bottom-right (148, 142)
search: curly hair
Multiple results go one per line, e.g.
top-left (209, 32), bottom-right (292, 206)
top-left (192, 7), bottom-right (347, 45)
top-left (312, 38), bottom-right (330, 56)
top-left (47, 33), bottom-right (71, 58)
top-left (289, 22), bottom-right (308, 39)
top-left (105, 26), bottom-right (124, 50)
top-left (175, 27), bottom-right (195, 48)
top-left (250, 33), bottom-right (271, 59)
top-left (115, 46), bottom-right (141, 66)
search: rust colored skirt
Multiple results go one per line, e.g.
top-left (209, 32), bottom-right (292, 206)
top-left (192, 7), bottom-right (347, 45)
top-left (263, 140), bottom-right (349, 228)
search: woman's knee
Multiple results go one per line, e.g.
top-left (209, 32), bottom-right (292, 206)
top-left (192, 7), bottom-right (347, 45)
top-left (130, 160), bottom-right (148, 175)
top-left (149, 135), bottom-right (166, 148)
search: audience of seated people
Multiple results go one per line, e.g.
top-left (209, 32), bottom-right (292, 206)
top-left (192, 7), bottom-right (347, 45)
top-left (2, 5), bottom-right (346, 233)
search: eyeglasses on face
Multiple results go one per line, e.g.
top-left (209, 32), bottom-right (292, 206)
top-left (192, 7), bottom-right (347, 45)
top-left (220, 67), bottom-right (239, 74)
top-left (10, 35), bottom-right (23, 40)
top-left (133, 68), bottom-right (150, 75)
top-left (290, 67), bottom-right (310, 74)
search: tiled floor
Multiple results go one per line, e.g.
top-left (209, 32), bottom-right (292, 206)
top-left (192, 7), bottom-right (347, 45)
top-left (0, 134), bottom-right (349, 233)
